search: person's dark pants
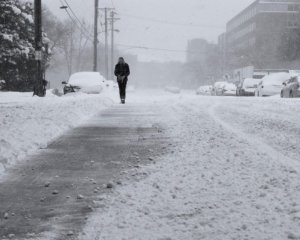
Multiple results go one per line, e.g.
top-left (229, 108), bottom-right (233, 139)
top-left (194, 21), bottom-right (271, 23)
top-left (118, 79), bottom-right (128, 100)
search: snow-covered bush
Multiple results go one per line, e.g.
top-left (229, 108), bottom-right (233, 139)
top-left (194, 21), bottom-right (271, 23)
top-left (0, 0), bottom-right (50, 91)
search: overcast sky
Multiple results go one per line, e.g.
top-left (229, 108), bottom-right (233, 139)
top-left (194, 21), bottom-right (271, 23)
top-left (44, 0), bottom-right (254, 62)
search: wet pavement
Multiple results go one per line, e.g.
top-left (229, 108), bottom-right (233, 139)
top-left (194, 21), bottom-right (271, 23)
top-left (0, 103), bottom-right (169, 240)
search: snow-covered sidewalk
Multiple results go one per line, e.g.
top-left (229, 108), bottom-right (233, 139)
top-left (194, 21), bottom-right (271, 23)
top-left (0, 90), bottom-right (116, 176)
top-left (80, 93), bottom-right (300, 240)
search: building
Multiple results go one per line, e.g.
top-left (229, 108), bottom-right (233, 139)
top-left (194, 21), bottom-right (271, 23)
top-left (222, 0), bottom-right (300, 72)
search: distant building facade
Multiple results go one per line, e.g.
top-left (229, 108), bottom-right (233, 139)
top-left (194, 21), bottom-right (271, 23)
top-left (220, 0), bottom-right (300, 74)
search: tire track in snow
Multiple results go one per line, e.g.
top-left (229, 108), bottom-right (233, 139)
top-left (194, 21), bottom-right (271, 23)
top-left (208, 101), bottom-right (300, 172)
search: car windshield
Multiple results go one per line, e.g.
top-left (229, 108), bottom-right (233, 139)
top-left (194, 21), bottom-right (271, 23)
top-left (224, 83), bottom-right (236, 90)
top-left (214, 82), bottom-right (227, 88)
top-left (243, 78), bottom-right (261, 88)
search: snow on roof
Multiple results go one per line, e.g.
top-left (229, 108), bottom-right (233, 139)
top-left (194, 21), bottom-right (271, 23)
top-left (68, 72), bottom-right (106, 87)
top-left (214, 81), bottom-right (227, 88)
top-left (223, 82), bottom-right (236, 90)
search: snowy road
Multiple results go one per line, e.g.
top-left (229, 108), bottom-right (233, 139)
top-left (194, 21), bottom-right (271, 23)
top-left (82, 93), bottom-right (300, 240)
top-left (0, 91), bottom-right (300, 240)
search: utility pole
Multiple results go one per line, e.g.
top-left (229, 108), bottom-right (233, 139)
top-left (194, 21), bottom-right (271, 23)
top-left (108, 11), bottom-right (120, 80)
top-left (105, 8), bottom-right (108, 79)
top-left (93, 0), bottom-right (99, 72)
top-left (100, 8), bottom-right (114, 79)
top-left (33, 0), bottom-right (45, 97)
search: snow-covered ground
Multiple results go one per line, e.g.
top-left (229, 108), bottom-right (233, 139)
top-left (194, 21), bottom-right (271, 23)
top-left (0, 89), bottom-right (116, 176)
top-left (1, 89), bottom-right (299, 239)
top-left (80, 93), bottom-right (300, 240)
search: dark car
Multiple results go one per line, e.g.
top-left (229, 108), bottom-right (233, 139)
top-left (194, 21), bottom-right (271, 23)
top-left (281, 76), bottom-right (300, 98)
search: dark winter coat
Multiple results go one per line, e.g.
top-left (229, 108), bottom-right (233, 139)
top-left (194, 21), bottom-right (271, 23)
top-left (114, 63), bottom-right (130, 81)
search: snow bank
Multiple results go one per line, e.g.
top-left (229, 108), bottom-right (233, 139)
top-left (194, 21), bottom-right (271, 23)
top-left (0, 90), bottom-right (116, 176)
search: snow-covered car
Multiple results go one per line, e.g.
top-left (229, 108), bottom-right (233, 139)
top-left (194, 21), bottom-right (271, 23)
top-left (255, 72), bottom-right (291, 97)
top-left (211, 82), bottom-right (227, 96)
top-left (62, 72), bottom-right (106, 95)
top-left (281, 76), bottom-right (300, 98)
top-left (196, 85), bottom-right (212, 95)
top-left (236, 78), bottom-right (261, 96)
top-left (222, 82), bottom-right (237, 96)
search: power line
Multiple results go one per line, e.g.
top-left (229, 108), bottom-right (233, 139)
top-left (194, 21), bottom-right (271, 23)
top-left (116, 43), bottom-right (209, 54)
top-left (59, 0), bottom-right (93, 42)
top-left (64, 0), bottom-right (93, 38)
top-left (118, 12), bottom-right (225, 29)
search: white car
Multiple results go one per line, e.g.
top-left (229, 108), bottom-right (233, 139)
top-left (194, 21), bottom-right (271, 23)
top-left (255, 72), bottom-right (293, 97)
top-left (196, 85), bottom-right (212, 95)
top-left (62, 72), bottom-right (106, 95)
top-left (222, 82), bottom-right (237, 96)
top-left (211, 82), bottom-right (227, 96)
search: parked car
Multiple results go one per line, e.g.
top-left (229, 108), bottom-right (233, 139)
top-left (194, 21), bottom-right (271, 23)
top-left (62, 72), bottom-right (106, 95)
top-left (281, 76), bottom-right (300, 98)
top-left (222, 82), bottom-right (237, 96)
top-left (255, 72), bottom-right (292, 97)
top-left (236, 78), bottom-right (261, 96)
top-left (211, 82), bottom-right (236, 96)
top-left (196, 85), bottom-right (212, 95)
top-left (211, 82), bottom-right (227, 96)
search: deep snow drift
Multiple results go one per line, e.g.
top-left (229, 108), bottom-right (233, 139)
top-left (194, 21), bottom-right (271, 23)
top-left (0, 90), bottom-right (116, 176)
top-left (80, 92), bottom-right (300, 240)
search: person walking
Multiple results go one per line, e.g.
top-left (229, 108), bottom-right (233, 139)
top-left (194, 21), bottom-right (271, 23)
top-left (114, 57), bottom-right (130, 104)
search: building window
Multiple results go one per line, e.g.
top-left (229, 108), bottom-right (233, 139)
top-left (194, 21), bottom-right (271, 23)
top-left (287, 14), bottom-right (299, 28)
top-left (288, 4), bottom-right (299, 12)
